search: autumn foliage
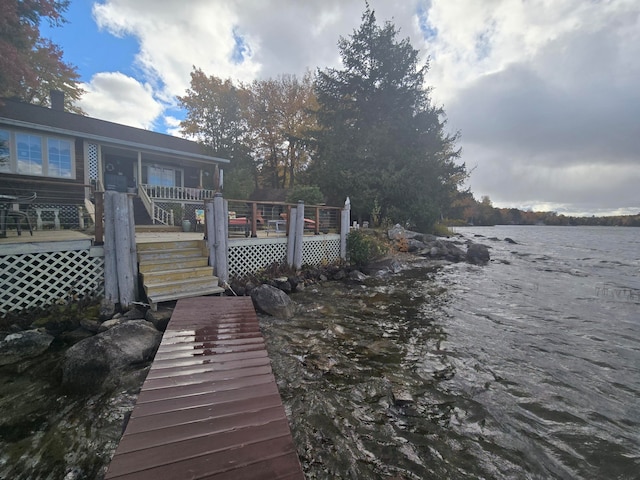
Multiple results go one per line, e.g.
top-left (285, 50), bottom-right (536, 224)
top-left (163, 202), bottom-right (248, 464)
top-left (0, 0), bottom-right (83, 112)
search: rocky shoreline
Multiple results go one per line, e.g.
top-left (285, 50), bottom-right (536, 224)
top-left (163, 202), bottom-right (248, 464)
top-left (0, 226), bottom-right (500, 479)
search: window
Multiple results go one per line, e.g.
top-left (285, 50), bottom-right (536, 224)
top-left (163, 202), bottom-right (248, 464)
top-left (16, 133), bottom-right (42, 175)
top-left (0, 130), bottom-right (9, 173)
top-left (148, 166), bottom-right (179, 186)
top-left (47, 138), bottom-right (72, 178)
top-left (0, 130), bottom-right (74, 178)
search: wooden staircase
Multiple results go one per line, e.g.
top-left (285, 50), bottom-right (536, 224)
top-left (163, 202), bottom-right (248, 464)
top-left (137, 239), bottom-right (225, 309)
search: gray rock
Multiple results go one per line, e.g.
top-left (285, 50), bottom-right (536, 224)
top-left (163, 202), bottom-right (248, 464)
top-left (0, 330), bottom-right (54, 366)
top-left (349, 270), bottom-right (368, 282)
top-left (332, 269), bottom-right (346, 280)
top-left (99, 298), bottom-right (116, 321)
top-left (504, 237), bottom-right (517, 244)
top-left (145, 307), bottom-right (173, 332)
top-left (467, 243), bottom-right (491, 264)
top-left (62, 320), bottom-right (162, 393)
top-left (274, 277), bottom-right (292, 293)
top-left (389, 259), bottom-right (404, 273)
top-left (79, 317), bottom-right (102, 333)
top-left (123, 307), bottom-right (146, 320)
top-left (99, 318), bottom-right (125, 332)
top-left (407, 239), bottom-right (426, 252)
top-left (250, 284), bottom-right (296, 319)
top-left (387, 224), bottom-right (407, 240)
top-left (388, 224), bottom-right (421, 240)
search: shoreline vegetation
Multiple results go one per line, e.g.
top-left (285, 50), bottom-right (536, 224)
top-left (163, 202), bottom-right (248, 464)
top-left (446, 205), bottom-right (640, 228)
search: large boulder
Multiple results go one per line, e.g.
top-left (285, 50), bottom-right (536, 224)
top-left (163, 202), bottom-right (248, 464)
top-left (466, 243), bottom-right (491, 264)
top-left (250, 284), bottom-right (296, 319)
top-left (422, 239), bottom-right (466, 262)
top-left (0, 330), bottom-right (54, 366)
top-left (61, 320), bottom-right (162, 393)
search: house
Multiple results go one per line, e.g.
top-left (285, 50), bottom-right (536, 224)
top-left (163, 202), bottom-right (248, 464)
top-left (0, 93), bottom-right (229, 232)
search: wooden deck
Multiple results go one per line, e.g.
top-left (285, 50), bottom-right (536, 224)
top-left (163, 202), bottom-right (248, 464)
top-left (105, 296), bottom-right (304, 480)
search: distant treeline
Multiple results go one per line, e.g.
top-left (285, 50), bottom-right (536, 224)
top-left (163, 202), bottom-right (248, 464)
top-left (447, 195), bottom-right (640, 227)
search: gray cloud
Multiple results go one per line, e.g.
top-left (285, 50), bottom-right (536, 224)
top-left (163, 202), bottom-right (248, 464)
top-left (77, 0), bottom-right (639, 216)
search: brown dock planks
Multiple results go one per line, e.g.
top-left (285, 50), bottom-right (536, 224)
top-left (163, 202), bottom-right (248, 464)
top-left (105, 296), bottom-right (304, 480)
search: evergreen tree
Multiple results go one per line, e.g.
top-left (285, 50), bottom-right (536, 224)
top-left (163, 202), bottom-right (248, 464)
top-left (310, 6), bottom-right (465, 231)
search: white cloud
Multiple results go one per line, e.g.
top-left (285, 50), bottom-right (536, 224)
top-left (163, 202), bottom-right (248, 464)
top-left (74, 0), bottom-right (639, 215)
top-left (78, 72), bottom-right (164, 129)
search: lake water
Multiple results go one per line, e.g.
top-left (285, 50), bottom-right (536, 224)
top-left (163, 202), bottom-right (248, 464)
top-left (262, 226), bottom-right (640, 479)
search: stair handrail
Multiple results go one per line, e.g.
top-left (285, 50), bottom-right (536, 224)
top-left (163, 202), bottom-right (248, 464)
top-left (139, 184), bottom-right (173, 225)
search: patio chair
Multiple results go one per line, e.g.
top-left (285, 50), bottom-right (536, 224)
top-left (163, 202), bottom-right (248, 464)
top-left (7, 192), bottom-right (36, 236)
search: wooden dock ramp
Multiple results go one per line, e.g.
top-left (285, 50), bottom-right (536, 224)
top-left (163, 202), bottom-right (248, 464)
top-left (105, 296), bottom-right (304, 480)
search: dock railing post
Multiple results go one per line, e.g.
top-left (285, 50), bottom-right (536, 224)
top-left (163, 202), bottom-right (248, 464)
top-left (205, 198), bottom-right (216, 270)
top-left (286, 206), bottom-right (298, 268)
top-left (114, 192), bottom-right (135, 309)
top-left (294, 200), bottom-right (304, 269)
top-left (127, 193), bottom-right (138, 299)
top-left (213, 193), bottom-right (229, 284)
top-left (340, 196), bottom-right (351, 260)
top-left (103, 191), bottom-right (118, 303)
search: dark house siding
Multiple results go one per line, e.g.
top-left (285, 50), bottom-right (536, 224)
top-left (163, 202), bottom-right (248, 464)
top-left (0, 137), bottom-right (86, 205)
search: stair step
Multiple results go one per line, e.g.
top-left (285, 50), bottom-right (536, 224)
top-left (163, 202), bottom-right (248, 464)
top-left (137, 239), bottom-right (205, 251)
top-left (147, 286), bottom-right (226, 308)
top-left (138, 247), bottom-right (205, 263)
top-left (138, 257), bottom-right (210, 273)
top-left (144, 276), bottom-right (221, 297)
top-left (142, 266), bottom-right (214, 284)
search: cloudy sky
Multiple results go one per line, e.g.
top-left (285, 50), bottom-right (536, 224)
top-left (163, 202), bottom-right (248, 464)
top-left (41, 0), bottom-right (639, 216)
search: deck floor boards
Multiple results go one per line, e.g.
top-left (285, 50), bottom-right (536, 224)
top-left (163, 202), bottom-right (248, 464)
top-left (105, 296), bottom-right (304, 480)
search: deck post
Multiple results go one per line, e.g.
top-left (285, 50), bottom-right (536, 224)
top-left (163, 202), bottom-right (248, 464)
top-left (286, 206), bottom-right (297, 267)
top-left (114, 192), bottom-right (135, 309)
top-left (103, 191), bottom-right (118, 303)
top-left (340, 196), bottom-right (351, 260)
top-left (294, 200), bottom-right (304, 269)
top-left (127, 193), bottom-right (139, 299)
top-left (212, 193), bottom-right (228, 284)
top-left (94, 191), bottom-right (104, 245)
top-left (205, 199), bottom-right (216, 270)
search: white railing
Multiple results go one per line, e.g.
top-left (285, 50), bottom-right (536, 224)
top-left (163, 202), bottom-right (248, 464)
top-left (141, 184), bottom-right (217, 202)
top-left (139, 185), bottom-right (173, 225)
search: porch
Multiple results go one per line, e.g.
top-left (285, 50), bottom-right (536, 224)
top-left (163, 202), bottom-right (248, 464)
top-left (0, 194), bottom-right (347, 316)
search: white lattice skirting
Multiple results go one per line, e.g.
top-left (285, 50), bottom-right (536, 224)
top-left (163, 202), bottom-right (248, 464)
top-left (1, 245), bottom-right (104, 316)
top-left (229, 234), bottom-right (341, 278)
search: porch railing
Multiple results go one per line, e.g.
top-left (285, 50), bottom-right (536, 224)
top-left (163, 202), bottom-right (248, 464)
top-left (141, 184), bottom-right (217, 202)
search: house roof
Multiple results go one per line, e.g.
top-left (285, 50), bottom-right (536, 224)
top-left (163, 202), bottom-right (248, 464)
top-left (0, 98), bottom-right (229, 165)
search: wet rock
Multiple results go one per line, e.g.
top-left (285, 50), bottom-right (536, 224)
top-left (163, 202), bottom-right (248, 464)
top-left (504, 237), bottom-right (517, 244)
top-left (62, 320), bottom-right (161, 393)
top-left (391, 387), bottom-right (414, 406)
top-left (466, 243), bottom-right (491, 264)
top-left (0, 330), bottom-right (54, 366)
top-left (422, 239), bottom-right (466, 262)
top-left (250, 284), bottom-right (296, 319)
